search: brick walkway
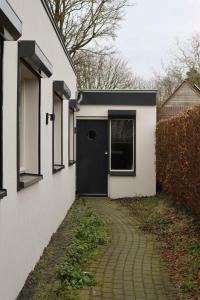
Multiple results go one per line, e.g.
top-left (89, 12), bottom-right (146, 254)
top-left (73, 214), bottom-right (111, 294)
top-left (78, 198), bottom-right (178, 300)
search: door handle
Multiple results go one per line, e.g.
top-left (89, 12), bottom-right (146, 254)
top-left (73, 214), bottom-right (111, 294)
top-left (105, 151), bottom-right (108, 155)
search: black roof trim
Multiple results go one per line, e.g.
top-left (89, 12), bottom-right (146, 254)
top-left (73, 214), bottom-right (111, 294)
top-left (80, 90), bottom-right (157, 106)
top-left (53, 81), bottom-right (71, 99)
top-left (108, 110), bottom-right (136, 119)
top-left (40, 0), bottom-right (76, 74)
top-left (0, 0), bottom-right (22, 41)
top-left (19, 40), bottom-right (53, 78)
top-left (80, 89), bottom-right (157, 93)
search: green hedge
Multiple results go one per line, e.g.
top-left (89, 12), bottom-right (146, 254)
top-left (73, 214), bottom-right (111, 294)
top-left (156, 105), bottom-right (200, 215)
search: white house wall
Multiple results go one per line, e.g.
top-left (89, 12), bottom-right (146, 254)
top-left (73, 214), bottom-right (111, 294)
top-left (76, 105), bottom-right (156, 198)
top-left (0, 1), bottom-right (76, 299)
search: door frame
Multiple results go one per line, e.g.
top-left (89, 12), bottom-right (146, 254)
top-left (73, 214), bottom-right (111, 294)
top-left (76, 117), bottom-right (109, 197)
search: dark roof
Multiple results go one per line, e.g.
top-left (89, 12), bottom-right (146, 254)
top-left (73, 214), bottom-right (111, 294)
top-left (79, 90), bottom-right (157, 106)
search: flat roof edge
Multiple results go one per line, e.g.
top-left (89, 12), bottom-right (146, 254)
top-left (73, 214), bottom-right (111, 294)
top-left (79, 89), bottom-right (158, 93)
top-left (79, 89), bottom-right (157, 106)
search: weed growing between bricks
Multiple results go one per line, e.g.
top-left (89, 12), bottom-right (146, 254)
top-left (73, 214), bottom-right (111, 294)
top-left (57, 202), bottom-right (108, 294)
top-left (17, 199), bottom-right (108, 300)
top-left (118, 193), bottom-right (200, 300)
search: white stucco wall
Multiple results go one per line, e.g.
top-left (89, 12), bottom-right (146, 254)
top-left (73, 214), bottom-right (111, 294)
top-left (0, 1), bottom-right (77, 300)
top-left (76, 105), bottom-right (156, 198)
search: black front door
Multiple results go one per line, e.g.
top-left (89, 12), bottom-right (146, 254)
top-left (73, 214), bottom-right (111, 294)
top-left (77, 120), bottom-right (108, 196)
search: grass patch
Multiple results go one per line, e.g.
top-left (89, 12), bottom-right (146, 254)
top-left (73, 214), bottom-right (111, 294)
top-left (181, 280), bottom-right (198, 293)
top-left (57, 207), bottom-right (107, 292)
top-left (17, 199), bottom-right (108, 300)
top-left (118, 193), bottom-right (200, 300)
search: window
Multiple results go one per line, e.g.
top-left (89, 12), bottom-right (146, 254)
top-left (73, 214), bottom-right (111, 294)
top-left (17, 41), bottom-right (52, 189)
top-left (52, 81), bottom-right (71, 172)
top-left (68, 108), bottom-right (76, 166)
top-left (0, 38), bottom-right (7, 198)
top-left (87, 130), bottom-right (96, 140)
top-left (53, 93), bottom-right (64, 173)
top-left (17, 61), bottom-right (42, 190)
top-left (0, 2), bottom-right (22, 197)
top-left (109, 110), bottom-right (136, 176)
top-left (69, 99), bottom-right (78, 166)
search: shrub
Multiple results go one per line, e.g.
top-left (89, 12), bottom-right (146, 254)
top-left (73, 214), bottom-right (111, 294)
top-left (156, 105), bottom-right (200, 216)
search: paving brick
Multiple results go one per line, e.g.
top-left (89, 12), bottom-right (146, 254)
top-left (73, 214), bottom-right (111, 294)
top-left (77, 198), bottom-right (177, 300)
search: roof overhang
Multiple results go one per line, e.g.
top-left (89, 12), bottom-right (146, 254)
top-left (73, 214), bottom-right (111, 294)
top-left (53, 81), bottom-right (71, 99)
top-left (0, 0), bottom-right (22, 41)
top-left (69, 99), bottom-right (79, 111)
top-left (108, 110), bottom-right (136, 119)
top-left (79, 90), bottom-right (157, 106)
top-left (19, 40), bottom-right (53, 78)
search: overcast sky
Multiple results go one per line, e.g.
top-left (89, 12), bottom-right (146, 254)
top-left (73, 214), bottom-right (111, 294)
top-left (114, 0), bottom-right (200, 79)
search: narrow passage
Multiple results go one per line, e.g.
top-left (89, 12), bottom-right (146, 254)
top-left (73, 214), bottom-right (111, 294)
top-left (79, 198), bottom-right (178, 300)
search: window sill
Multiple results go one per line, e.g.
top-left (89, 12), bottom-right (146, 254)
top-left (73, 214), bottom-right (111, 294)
top-left (19, 173), bottom-right (43, 190)
top-left (109, 171), bottom-right (136, 177)
top-left (53, 164), bottom-right (65, 174)
top-left (69, 160), bottom-right (76, 166)
top-left (0, 189), bottom-right (7, 199)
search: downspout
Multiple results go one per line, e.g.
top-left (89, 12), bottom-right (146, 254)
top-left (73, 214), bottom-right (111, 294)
top-left (77, 91), bottom-right (83, 104)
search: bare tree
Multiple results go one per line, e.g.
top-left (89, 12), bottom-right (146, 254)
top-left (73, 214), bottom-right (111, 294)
top-left (75, 50), bottom-right (148, 89)
top-left (175, 33), bottom-right (200, 72)
top-left (186, 67), bottom-right (200, 87)
top-left (153, 33), bottom-right (200, 104)
top-left (48, 0), bottom-right (131, 58)
top-left (153, 66), bottom-right (183, 104)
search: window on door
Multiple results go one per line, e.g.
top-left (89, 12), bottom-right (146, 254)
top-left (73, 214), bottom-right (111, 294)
top-left (110, 117), bottom-right (136, 175)
top-left (53, 93), bottom-right (64, 173)
top-left (18, 61), bottom-right (42, 190)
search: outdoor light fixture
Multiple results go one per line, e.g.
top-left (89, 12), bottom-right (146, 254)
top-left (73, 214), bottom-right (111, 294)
top-left (46, 113), bottom-right (55, 125)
